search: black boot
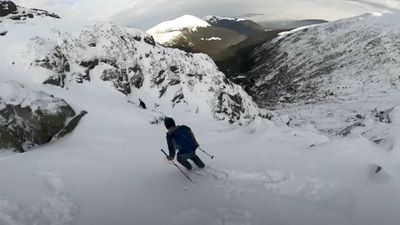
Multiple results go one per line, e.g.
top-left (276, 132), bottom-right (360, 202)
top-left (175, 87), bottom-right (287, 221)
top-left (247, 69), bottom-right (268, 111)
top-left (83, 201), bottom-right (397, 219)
top-left (190, 155), bottom-right (205, 168)
top-left (177, 158), bottom-right (192, 170)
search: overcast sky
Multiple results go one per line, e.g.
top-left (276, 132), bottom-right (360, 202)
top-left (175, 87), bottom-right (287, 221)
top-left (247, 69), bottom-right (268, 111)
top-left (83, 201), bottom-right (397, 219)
top-left (14, 0), bottom-right (400, 30)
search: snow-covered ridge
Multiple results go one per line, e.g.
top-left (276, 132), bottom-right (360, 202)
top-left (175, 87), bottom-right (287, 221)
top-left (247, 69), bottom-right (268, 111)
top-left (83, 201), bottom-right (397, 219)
top-left (0, 0), bottom-right (59, 21)
top-left (147, 15), bottom-right (210, 44)
top-left (1, 10), bottom-right (264, 124)
top-left (248, 12), bottom-right (400, 108)
top-left (147, 15), bottom-right (210, 34)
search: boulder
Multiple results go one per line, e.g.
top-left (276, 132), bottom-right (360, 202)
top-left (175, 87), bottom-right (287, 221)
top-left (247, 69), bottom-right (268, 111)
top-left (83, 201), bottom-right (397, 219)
top-left (0, 1), bottom-right (17, 17)
top-left (0, 82), bottom-right (80, 152)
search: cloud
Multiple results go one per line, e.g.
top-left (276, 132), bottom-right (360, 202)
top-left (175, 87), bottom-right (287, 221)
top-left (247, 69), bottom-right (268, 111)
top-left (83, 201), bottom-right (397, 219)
top-left (12, 0), bottom-right (400, 30)
top-left (344, 0), bottom-right (400, 10)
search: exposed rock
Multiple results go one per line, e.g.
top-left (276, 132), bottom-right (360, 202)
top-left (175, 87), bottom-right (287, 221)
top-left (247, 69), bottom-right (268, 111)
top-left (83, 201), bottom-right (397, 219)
top-left (170, 66), bottom-right (178, 73)
top-left (356, 114), bottom-right (364, 119)
top-left (0, 82), bottom-right (78, 152)
top-left (153, 69), bottom-right (166, 85)
top-left (337, 121), bottom-right (364, 137)
top-left (129, 65), bottom-right (144, 89)
top-left (172, 89), bottom-right (184, 107)
top-left (79, 59), bottom-right (99, 82)
top-left (374, 107), bottom-right (394, 123)
top-left (54, 110), bottom-right (88, 139)
top-left (43, 74), bottom-right (66, 88)
top-left (215, 92), bottom-right (245, 123)
top-left (0, 30), bottom-right (7, 36)
top-left (144, 35), bottom-right (155, 46)
top-left (1, 1), bottom-right (59, 20)
top-left (374, 165), bottom-right (382, 174)
top-left (33, 46), bottom-right (70, 74)
top-left (0, 1), bottom-right (17, 17)
top-left (101, 68), bottom-right (131, 95)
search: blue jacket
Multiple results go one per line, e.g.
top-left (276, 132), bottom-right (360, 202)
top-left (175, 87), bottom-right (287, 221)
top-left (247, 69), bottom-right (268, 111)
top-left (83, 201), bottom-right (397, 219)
top-left (166, 125), bottom-right (199, 159)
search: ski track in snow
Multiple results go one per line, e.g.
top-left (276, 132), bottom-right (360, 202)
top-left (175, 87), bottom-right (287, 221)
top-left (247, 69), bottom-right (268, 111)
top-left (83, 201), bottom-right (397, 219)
top-left (0, 171), bottom-right (76, 225)
top-left (188, 168), bottom-right (354, 213)
top-left (169, 207), bottom-right (253, 225)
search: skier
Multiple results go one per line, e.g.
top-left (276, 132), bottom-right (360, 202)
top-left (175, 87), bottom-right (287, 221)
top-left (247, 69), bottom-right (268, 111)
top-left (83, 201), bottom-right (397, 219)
top-left (138, 98), bottom-right (147, 109)
top-left (164, 117), bottom-right (205, 170)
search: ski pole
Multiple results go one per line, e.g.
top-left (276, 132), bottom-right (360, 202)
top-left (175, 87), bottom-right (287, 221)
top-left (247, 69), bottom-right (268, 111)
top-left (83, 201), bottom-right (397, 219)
top-left (161, 149), bottom-right (193, 183)
top-left (198, 147), bottom-right (214, 159)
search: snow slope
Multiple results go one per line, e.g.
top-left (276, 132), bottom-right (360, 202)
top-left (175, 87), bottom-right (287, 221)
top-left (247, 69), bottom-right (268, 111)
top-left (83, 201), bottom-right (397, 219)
top-left (1, 2), bottom-right (400, 225)
top-left (147, 15), bottom-right (211, 44)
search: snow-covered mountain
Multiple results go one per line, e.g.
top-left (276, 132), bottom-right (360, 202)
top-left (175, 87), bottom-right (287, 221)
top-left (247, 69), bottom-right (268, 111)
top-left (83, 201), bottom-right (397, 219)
top-left (246, 12), bottom-right (400, 108)
top-left (147, 15), bottom-right (211, 44)
top-left (234, 12), bottom-right (400, 138)
top-left (146, 15), bottom-right (267, 60)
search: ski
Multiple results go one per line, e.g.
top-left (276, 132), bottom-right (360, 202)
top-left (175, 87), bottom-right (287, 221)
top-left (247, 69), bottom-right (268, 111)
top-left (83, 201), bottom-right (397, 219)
top-left (205, 166), bottom-right (229, 178)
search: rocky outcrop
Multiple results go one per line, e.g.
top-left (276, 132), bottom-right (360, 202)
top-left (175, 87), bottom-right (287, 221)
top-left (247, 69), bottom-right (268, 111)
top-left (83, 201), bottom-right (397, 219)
top-left (0, 1), bottom-right (59, 20)
top-left (0, 1), bottom-right (17, 17)
top-left (0, 82), bottom-right (82, 152)
top-left (26, 22), bottom-right (264, 124)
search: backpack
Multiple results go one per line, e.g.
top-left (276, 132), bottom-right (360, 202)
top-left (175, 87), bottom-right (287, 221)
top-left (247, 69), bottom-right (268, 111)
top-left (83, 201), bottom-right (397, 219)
top-left (173, 126), bottom-right (199, 153)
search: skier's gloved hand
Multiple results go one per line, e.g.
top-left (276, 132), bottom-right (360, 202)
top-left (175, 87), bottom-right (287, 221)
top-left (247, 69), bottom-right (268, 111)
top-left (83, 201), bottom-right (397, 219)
top-left (166, 155), bottom-right (174, 161)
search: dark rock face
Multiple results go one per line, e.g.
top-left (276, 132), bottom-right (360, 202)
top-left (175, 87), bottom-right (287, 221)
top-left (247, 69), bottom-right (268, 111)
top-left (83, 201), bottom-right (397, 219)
top-left (129, 65), bottom-right (144, 89)
top-left (0, 1), bottom-right (17, 17)
top-left (374, 107), bottom-right (394, 123)
top-left (144, 35), bottom-right (155, 46)
top-left (54, 110), bottom-right (88, 139)
top-left (35, 46), bottom-right (70, 87)
top-left (101, 68), bottom-right (131, 95)
top-left (170, 66), bottom-right (178, 73)
top-left (0, 1), bottom-right (60, 20)
top-left (0, 82), bottom-right (86, 152)
top-left (43, 74), bottom-right (66, 88)
top-left (0, 98), bottom-right (76, 152)
top-left (215, 92), bottom-right (245, 124)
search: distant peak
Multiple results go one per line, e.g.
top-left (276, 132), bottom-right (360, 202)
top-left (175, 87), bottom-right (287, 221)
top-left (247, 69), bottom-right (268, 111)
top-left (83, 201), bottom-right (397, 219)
top-left (147, 15), bottom-right (210, 34)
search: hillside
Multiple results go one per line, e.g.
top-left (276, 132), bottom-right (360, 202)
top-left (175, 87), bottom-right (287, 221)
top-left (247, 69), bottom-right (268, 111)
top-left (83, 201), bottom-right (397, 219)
top-left (2, 2), bottom-right (400, 225)
top-left (246, 13), bottom-right (400, 108)
top-left (146, 15), bottom-right (267, 60)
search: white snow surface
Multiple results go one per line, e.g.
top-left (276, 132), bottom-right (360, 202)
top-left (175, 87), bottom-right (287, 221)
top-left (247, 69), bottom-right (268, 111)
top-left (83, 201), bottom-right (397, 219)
top-left (201, 37), bottom-right (222, 41)
top-left (147, 15), bottom-right (210, 44)
top-left (1, 7), bottom-right (400, 225)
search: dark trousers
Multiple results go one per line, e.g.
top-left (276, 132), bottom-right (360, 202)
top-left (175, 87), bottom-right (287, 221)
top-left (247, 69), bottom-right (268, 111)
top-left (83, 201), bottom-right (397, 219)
top-left (177, 152), bottom-right (205, 170)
